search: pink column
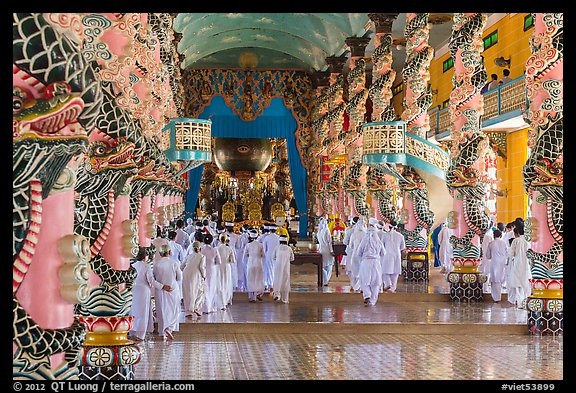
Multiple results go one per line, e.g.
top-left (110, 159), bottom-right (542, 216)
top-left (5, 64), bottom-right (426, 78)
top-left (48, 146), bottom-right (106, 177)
top-left (138, 194), bottom-right (152, 247)
top-left (100, 194), bottom-right (131, 271)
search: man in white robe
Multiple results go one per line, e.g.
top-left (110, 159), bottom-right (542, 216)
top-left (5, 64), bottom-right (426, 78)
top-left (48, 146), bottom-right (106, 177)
top-left (175, 219), bottom-right (191, 252)
top-left (382, 221), bottom-right (406, 293)
top-left (215, 233), bottom-right (236, 308)
top-left (485, 230), bottom-right (508, 302)
top-left (480, 226), bottom-right (494, 294)
top-left (235, 225), bottom-right (250, 292)
top-left (225, 222), bottom-right (239, 290)
top-left (438, 222), bottom-right (454, 274)
top-left (348, 218), bottom-right (367, 291)
top-left (151, 227), bottom-right (169, 263)
top-left (262, 225), bottom-right (280, 292)
top-left (507, 226), bottom-right (532, 307)
top-left (184, 217), bottom-right (195, 235)
top-left (356, 218), bottom-right (386, 305)
top-left (199, 233), bottom-right (222, 313)
top-left (130, 248), bottom-right (165, 341)
top-left (152, 244), bottom-right (181, 340)
top-left (243, 229), bottom-right (265, 302)
top-left (272, 235), bottom-right (294, 303)
top-left (168, 230), bottom-right (186, 302)
top-left (181, 241), bottom-right (206, 318)
top-left (341, 217), bottom-right (358, 269)
top-left (317, 217), bottom-right (335, 286)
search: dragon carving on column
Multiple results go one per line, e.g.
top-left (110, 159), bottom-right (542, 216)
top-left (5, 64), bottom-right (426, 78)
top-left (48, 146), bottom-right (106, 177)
top-left (324, 165), bottom-right (345, 215)
top-left (343, 161), bottom-right (370, 217)
top-left (366, 166), bottom-right (398, 224)
top-left (369, 33), bottom-right (396, 122)
top-left (13, 13), bottom-right (102, 379)
top-left (522, 13), bottom-right (562, 334)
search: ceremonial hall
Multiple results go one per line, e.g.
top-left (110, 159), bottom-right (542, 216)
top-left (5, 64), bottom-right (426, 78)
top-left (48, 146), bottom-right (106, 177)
top-left (12, 12), bottom-right (563, 383)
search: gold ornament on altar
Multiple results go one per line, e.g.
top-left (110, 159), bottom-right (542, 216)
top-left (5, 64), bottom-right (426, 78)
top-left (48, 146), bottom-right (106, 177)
top-left (271, 202), bottom-right (286, 221)
top-left (221, 200), bottom-right (235, 224)
top-left (247, 202), bottom-right (262, 222)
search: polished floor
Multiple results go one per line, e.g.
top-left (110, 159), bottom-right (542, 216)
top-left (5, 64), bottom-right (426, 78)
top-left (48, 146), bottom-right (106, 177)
top-left (133, 261), bottom-right (563, 381)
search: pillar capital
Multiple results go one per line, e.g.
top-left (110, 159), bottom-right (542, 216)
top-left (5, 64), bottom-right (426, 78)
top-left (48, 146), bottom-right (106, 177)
top-left (325, 55), bottom-right (347, 75)
top-left (368, 13), bottom-right (399, 34)
top-left (345, 36), bottom-right (371, 57)
top-left (311, 70), bottom-right (331, 89)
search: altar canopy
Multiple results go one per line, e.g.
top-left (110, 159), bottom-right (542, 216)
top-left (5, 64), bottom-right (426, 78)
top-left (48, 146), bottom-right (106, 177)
top-left (186, 96), bottom-right (308, 236)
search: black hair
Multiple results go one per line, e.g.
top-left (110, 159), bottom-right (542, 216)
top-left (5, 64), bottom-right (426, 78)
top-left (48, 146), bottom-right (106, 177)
top-left (135, 247), bottom-right (147, 261)
top-left (195, 221), bottom-right (202, 227)
top-left (156, 225), bottom-right (163, 238)
top-left (227, 226), bottom-right (234, 233)
top-left (513, 226), bottom-right (524, 236)
top-left (352, 216), bottom-right (359, 224)
top-left (203, 233), bottom-right (213, 244)
top-left (493, 229), bottom-right (502, 238)
top-left (194, 230), bottom-right (204, 242)
top-left (390, 220), bottom-right (398, 228)
top-left (503, 69), bottom-right (510, 76)
top-left (497, 222), bottom-right (505, 232)
top-left (491, 73), bottom-right (498, 80)
top-left (176, 219), bottom-right (184, 228)
top-left (202, 219), bottom-right (209, 226)
top-left (506, 222), bottom-right (514, 229)
top-left (168, 230), bottom-right (177, 240)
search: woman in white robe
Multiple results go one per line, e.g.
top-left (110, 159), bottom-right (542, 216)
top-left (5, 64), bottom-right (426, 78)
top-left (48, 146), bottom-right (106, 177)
top-left (382, 221), bottom-right (406, 293)
top-left (235, 227), bottom-right (249, 291)
top-left (199, 233), bottom-right (222, 313)
top-left (438, 223), bottom-right (454, 274)
top-left (130, 248), bottom-right (164, 341)
top-left (215, 233), bottom-right (236, 308)
top-left (225, 223), bottom-right (239, 290)
top-left (356, 218), bottom-right (386, 306)
top-left (481, 227), bottom-right (494, 293)
top-left (507, 227), bottom-right (532, 307)
top-left (243, 229), bottom-right (265, 302)
top-left (348, 218), bottom-right (367, 291)
top-left (485, 230), bottom-right (508, 302)
top-left (152, 244), bottom-right (182, 340)
top-left (151, 226), bottom-right (169, 263)
top-left (182, 241), bottom-right (206, 318)
top-left (317, 218), bottom-right (334, 286)
top-left (272, 236), bottom-right (294, 303)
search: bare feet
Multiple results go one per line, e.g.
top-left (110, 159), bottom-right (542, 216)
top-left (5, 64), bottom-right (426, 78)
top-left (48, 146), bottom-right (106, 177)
top-left (164, 329), bottom-right (174, 340)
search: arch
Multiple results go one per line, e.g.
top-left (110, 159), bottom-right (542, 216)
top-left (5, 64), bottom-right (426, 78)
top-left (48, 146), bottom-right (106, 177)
top-left (186, 96), bottom-right (308, 237)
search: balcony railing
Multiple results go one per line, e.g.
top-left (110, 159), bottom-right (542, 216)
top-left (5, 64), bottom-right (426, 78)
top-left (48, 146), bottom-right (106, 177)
top-left (427, 75), bottom-right (528, 138)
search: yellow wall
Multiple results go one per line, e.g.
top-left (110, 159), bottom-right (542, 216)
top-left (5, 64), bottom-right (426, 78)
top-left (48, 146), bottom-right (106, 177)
top-left (496, 128), bottom-right (529, 224)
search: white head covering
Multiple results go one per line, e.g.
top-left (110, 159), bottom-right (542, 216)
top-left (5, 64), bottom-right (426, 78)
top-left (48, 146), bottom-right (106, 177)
top-left (354, 218), bottom-right (367, 233)
top-left (362, 227), bottom-right (383, 256)
top-left (186, 218), bottom-right (193, 225)
top-left (279, 236), bottom-right (288, 242)
top-left (225, 222), bottom-right (234, 227)
top-left (368, 217), bottom-right (378, 227)
top-left (249, 229), bottom-right (258, 238)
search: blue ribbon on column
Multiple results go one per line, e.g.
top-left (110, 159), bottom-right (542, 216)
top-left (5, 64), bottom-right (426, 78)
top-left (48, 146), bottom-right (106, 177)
top-left (185, 164), bottom-right (204, 219)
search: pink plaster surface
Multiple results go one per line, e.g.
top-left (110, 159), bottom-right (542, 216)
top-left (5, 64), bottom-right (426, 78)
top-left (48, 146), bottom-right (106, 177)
top-left (530, 191), bottom-right (556, 255)
top-left (100, 194), bottom-right (131, 271)
top-left (403, 194), bottom-right (417, 232)
top-left (138, 195), bottom-right (152, 247)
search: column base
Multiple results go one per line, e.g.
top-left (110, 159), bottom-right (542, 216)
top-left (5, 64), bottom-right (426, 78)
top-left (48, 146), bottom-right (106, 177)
top-left (79, 365), bottom-right (134, 380)
top-left (447, 272), bottom-right (485, 302)
top-left (403, 251), bottom-right (429, 282)
top-left (526, 297), bottom-right (563, 336)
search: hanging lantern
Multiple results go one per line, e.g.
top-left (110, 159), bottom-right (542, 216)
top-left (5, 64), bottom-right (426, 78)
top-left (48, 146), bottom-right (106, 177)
top-left (163, 118), bottom-right (212, 174)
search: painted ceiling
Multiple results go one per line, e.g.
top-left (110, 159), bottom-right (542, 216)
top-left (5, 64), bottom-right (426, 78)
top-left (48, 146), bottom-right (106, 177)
top-left (173, 13), bottom-right (457, 78)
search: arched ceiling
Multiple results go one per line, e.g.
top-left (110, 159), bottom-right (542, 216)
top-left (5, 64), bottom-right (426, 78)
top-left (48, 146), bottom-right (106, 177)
top-left (174, 13), bottom-right (370, 71)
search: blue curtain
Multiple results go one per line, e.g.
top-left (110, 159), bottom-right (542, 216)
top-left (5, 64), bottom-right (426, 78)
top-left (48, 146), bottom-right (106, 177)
top-left (185, 164), bottom-right (204, 219)
top-left (186, 96), bottom-right (308, 237)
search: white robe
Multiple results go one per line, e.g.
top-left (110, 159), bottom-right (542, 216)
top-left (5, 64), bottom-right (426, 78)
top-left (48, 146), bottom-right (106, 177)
top-left (486, 238), bottom-right (507, 283)
top-left (262, 233), bottom-right (280, 289)
top-left (481, 229), bottom-right (494, 278)
top-left (341, 224), bottom-right (355, 267)
top-left (317, 224), bottom-right (334, 285)
top-left (152, 256), bottom-right (182, 335)
top-left (175, 228), bottom-right (191, 251)
top-left (507, 235), bottom-right (532, 306)
top-left (181, 252), bottom-right (206, 315)
top-left (356, 229), bottom-right (385, 305)
top-left (130, 260), bottom-right (163, 339)
top-left (348, 223), bottom-right (367, 290)
top-left (151, 237), bottom-right (169, 262)
top-left (227, 232), bottom-right (239, 290)
top-left (272, 244), bottom-right (294, 303)
top-left (169, 240), bottom-right (186, 299)
top-left (200, 245), bottom-right (221, 313)
top-left (382, 230), bottom-right (405, 275)
top-left (215, 243), bottom-right (236, 307)
top-left (243, 240), bottom-right (265, 294)
top-left (235, 233), bottom-right (249, 291)
top-left (438, 226), bottom-right (453, 272)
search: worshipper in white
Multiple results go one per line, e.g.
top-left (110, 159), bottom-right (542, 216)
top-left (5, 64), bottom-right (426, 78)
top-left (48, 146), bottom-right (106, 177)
top-left (507, 226), bottom-right (532, 307)
top-left (244, 228), bottom-right (265, 302)
top-left (129, 247), bottom-right (165, 341)
top-left (437, 221), bottom-right (454, 274)
top-left (152, 244), bottom-right (181, 340)
top-left (381, 221), bottom-right (406, 293)
top-left (262, 224), bottom-right (280, 292)
top-left (316, 217), bottom-right (335, 286)
top-left (215, 233), bottom-right (236, 308)
top-left (341, 217), bottom-right (358, 270)
top-left (168, 230), bottom-right (186, 301)
top-left (199, 233), bottom-right (222, 313)
top-left (376, 221), bottom-right (388, 288)
top-left (184, 217), bottom-right (195, 235)
top-left (224, 222), bottom-right (239, 290)
top-left (151, 226), bottom-right (169, 263)
top-left (348, 217), bottom-right (367, 291)
top-left (175, 219), bottom-right (191, 251)
top-left (480, 225), bottom-right (494, 294)
top-left (235, 225), bottom-right (250, 291)
top-left (181, 241), bottom-right (206, 318)
top-left (272, 235), bottom-right (294, 303)
top-left (356, 218), bottom-right (386, 306)
top-left (485, 229), bottom-right (508, 302)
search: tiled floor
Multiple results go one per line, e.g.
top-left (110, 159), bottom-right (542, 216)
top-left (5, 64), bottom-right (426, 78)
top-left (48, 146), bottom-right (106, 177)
top-left (133, 259), bottom-right (563, 381)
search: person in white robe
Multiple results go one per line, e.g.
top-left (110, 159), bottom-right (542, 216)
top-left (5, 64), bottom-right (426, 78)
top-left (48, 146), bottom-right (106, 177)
top-left (507, 226), bottom-right (532, 307)
top-left (243, 229), bottom-right (265, 302)
top-left (356, 218), bottom-right (386, 305)
top-left (382, 221), bottom-right (406, 293)
top-left (235, 225), bottom-right (250, 291)
top-left (225, 222), bottom-right (239, 290)
top-left (199, 233), bottom-right (222, 313)
top-left (317, 217), bottom-right (335, 286)
top-left (272, 235), bottom-right (294, 303)
top-left (485, 230), bottom-right (508, 302)
top-left (262, 225), bottom-right (280, 291)
top-left (129, 248), bottom-right (166, 341)
top-left (175, 219), bottom-right (191, 252)
top-left (152, 244), bottom-right (181, 340)
top-left (215, 233), bottom-right (236, 308)
top-left (181, 241), bottom-right (206, 318)
top-left (151, 226), bottom-right (170, 263)
top-left (341, 217), bottom-right (357, 269)
top-left (168, 230), bottom-right (185, 302)
top-left (376, 221), bottom-right (388, 289)
top-left (437, 222), bottom-right (454, 274)
top-left (348, 218), bottom-right (367, 291)
top-left (480, 226), bottom-right (494, 294)
top-left (184, 218), bottom-right (195, 235)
